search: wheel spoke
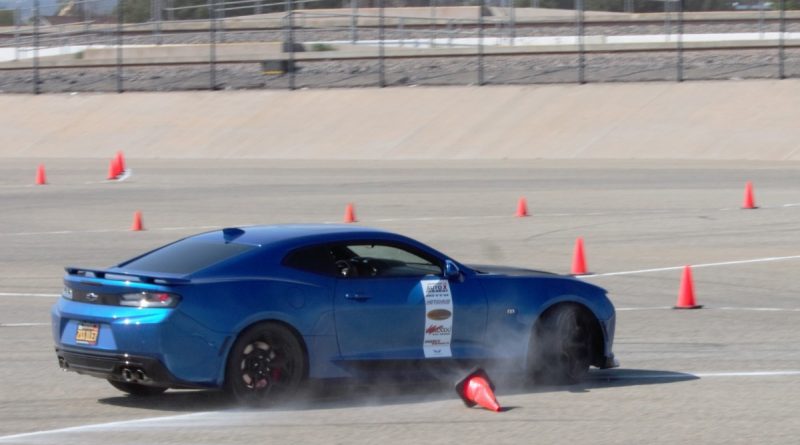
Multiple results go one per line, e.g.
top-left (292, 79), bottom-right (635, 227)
top-left (229, 324), bottom-right (305, 402)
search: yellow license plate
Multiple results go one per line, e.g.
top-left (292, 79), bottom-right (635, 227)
top-left (75, 322), bottom-right (99, 346)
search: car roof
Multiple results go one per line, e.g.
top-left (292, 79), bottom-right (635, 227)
top-left (188, 224), bottom-right (399, 249)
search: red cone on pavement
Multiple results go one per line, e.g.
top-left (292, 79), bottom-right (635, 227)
top-left (675, 265), bottom-right (702, 309)
top-left (131, 211), bottom-right (144, 231)
top-left (455, 368), bottom-right (502, 412)
top-left (515, 197), bottom-right (529, 217)
top-left (571, 237), bottom-right (588, 275)
top-left (343, 203), bottom-right (357, 223)
top-left (742, 181), bottom-right (757, 209)
top-left (107, 158), bottom-right (122, 180)
top-left (35, 164), bottom-right (47, 185)
top-left (116, 151), bottom-right (126, 173)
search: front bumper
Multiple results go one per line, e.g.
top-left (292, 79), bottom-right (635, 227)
top-left (56, 347), bottom-right (207, 389)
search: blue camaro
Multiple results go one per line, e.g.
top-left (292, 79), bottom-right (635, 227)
top-left (52, 224), bottom-right (617, 401)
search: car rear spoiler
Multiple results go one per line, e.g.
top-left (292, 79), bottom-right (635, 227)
top-left (65, 267), bottom-right (191, 285)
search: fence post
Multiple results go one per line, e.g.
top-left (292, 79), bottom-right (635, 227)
top-left (209, 0), bottom-right (217, 90)
top-left (14, 0), bottom-right (20, 61)
top-left (576, 0), bottom-right (584, 84)
top-left (478, 0), bottom-right (484, 85)
top-left (677, 0), bottom-right (683, 82)
top-left (288, 0), bottom-right (295, 90)
top-left (33, 0), bottom-right (39, 94)
top-left (154, 0), bottom-right (163, 45)
top-left (430, 0), bottom-right (436, 47)
top-left (509, 0), bottom-right (516, 40)
top-left (379, 0), bottom-right (385, 87)
top-left (779, 0), bottom-right (785, 79)
top-left (116, 0), bottom-right (124, 93)
top-left (350, 0), bottom-right (358, 44)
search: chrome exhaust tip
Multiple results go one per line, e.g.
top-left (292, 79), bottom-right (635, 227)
top-left (135, 369), bottom-right (147, 382)
top-left (121, 368), bottom-right (134, 382)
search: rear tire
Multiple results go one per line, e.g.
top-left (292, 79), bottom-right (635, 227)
top-left (225, 322), bottom-right (306, 405)
top-left (107, 379), bottom-right (168, 396)
top-left (528, 305), bottom-right (592, 385)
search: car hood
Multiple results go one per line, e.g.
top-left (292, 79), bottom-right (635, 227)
top-left (466, 264), bottom-right (560, 278)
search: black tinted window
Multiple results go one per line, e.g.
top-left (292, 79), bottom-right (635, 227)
top-left (121, 241), bottom-right (254, 275)
top-left (333, 243), bottom-right (442, 278)
top-left (283, 245), bottom-right (338, 276)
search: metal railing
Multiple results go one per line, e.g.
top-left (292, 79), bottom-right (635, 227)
top-left (0, 0), bottom-right (799, 93)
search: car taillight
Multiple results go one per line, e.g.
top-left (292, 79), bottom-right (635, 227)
top-left (119, 292), bottom-right (180, 308)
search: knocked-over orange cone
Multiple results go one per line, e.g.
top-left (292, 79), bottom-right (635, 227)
top-left (742, 181), bottom-right (757, 209)
top-left (116, 151), bottom-right (126, 173)
top-left (131, 211), bottom-right (144, 231)
top-left (515, 197), bottom-right (529, 217)
top-left (571, 237), bottom-right (588, 275)
top-left (35, 164), bottom-right (47, 185)
top-left (675, 265), bottom-right (702, 309)
top-left (107, 158), bottom-right (122, 180)
top-left (455, 368), bottom-right (502, 412)
top-left (343, 204), bottom-right (357, 223)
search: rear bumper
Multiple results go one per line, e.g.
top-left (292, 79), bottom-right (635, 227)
top-left (56, 347), bottom-right (208, 389)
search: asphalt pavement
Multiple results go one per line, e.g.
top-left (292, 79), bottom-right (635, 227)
top-left (1, 158), bottom-right (799, 444)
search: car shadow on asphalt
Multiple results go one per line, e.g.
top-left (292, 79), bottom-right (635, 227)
top-left (98, 368), bottom-right (697, 412)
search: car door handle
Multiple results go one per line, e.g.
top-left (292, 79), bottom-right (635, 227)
top-left (344, 292), bottom-right (370, 301)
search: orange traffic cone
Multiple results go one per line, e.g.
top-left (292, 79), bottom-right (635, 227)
top-left (131, 211), bottom-right (144, 231)
top-left (107, 158), bottom-right (121, 180)
top-left (675, 265), bottom-right (702, 309)
top-left (455, 368), bottom-right (502, 412)
top-left (116, 151), bottom-right (126, 173)
top-left (742, 181), bottom-right (757, 209)
top-left (343, 203), bottom-right (357, 223)
top-left (571, 237), bottom-right (588, 275)
top-left (515, 197), bottom-right (529, 217)
top-left (35, 164), bottom-right (47, 185)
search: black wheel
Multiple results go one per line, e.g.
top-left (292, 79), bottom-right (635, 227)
top-left (107, 379), bottom-right (168, 396)
top-left (225, 322), bottom-right (306, 405)
top-left (528, 305), bottom-right (592, 385)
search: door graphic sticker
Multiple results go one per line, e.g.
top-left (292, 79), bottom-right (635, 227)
top-left (422, 279), bottom-right (453, 358)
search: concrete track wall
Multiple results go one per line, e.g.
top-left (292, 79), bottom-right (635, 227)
top-left (2, 80), bottom-right (799, 160)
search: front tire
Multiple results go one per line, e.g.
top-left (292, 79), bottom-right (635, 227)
top-left (107, 379), bottom-right (168, 396)
top-left (225, 322), bottom-right (307, 405)
top-left (528, 305), bottom-right (592, 385)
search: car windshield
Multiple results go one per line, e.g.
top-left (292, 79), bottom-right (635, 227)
top-left (119, 240), bottom-right (255, 275)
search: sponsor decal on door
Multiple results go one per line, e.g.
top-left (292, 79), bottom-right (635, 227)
top-left (422, 279), bottom-right (453, 358)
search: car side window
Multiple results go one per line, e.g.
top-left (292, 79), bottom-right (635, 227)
top-left (282, 245), bottom-right (339, 277)
top-left (332, 243), bottom-right (442, 278)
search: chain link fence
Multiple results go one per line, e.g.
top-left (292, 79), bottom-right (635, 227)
top-left (0, 0), bottom-right (798, 92)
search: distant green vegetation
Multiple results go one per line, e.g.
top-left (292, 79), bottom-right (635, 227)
top-left (310, 43), bottom-right (335, 51)
top-left (0, 9), bottom-right (14, 26)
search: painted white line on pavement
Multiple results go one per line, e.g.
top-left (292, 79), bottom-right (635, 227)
top-left (0, 322), bottom-right (49, 327)
top-left (601, 370), bottom-right (800, 380)
top-left (579, 254), bottom-right (800, 278)
top-left (717, 307), bottom-right (800, 312)
top-left (617, 306), bottom-right (800, 312)
top-left (0, 225), bottom-right (224, 237)
top-left (1, 368), bottom-right (799, 442)
top-left (0, 292), bottom-right (59, 298)
top-left (695, 370), bottom-right (800, 378)
top-left (616, 307), bottom-right (674, 311)
top-left (0, 412), bottom-right (213, 443)
top-left (2, 198), bottom-right (799, 237)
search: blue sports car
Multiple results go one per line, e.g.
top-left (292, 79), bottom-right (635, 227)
top-left (52, 225), bottom-right (617, 401)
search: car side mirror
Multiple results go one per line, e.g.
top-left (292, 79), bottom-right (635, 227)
top-left (444, 260), bottom-right (460, 280)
